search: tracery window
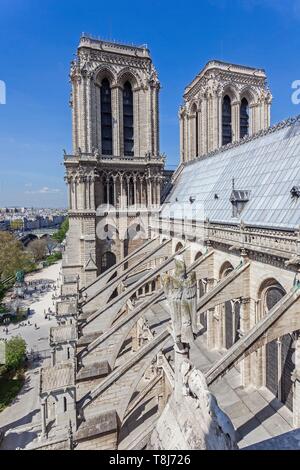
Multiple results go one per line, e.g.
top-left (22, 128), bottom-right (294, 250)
top-left (101, 78), bottom-right (113, 155)
top-left (123, 81), bottom-right (134, 156)
top-left (240, 97), bottom-right (249, 139)
top-left (222, 95), bottom-right (232, 145)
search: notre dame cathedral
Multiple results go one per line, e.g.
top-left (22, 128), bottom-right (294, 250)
top-left (14, 35), bottom-right (300, 450)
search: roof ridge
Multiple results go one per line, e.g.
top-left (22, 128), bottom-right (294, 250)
top-left (184, 114), bottom-right (300, 167)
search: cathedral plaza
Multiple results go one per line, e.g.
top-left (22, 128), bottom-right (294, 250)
top-left (1, 0), bottom-right (300, 456)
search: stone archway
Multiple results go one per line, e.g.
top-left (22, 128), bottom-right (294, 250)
top-left (175, 241), bottom-right (183, 253)
top-left (259, 279), bottom-right (295, 411)
top-left (219, 262), bottom-right (240, 350)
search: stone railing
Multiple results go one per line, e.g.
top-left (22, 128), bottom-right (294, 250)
top-left (64, 152), bottom-right (165, 165)
top-left (151, 215), bottom-right (299, 260)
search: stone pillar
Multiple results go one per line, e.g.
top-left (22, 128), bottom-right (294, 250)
top-left (179, 113), bottom-right (184, 163)
top-left (86, 75), bottom-right (92, 152)
top-left (201, 97), bottom-right (208, 156)
top-left (232, 100), bottom-right (240, 142)
top-left (239, 297), bottom-right (251, 387)
top-left (41, 399), bottom-right (48, 438)
top-left (51, 348), bottom-right (56, 367)
top-left (206, 278), bottom-right (216, 350)
top-left (71, 79), bottom-right (79, 153)
top-left (120, 175), bottom-right (124, 209)
top-left (133, 176), bottom-right (137, 207)
top-left (113, 175), bottom-right (117, 208)
top-left (106, 179), bottom-right (109, 205)
top-left (292, 332), bottom-right (300, 428)
top-left (111, 85), bottom-right (121, 156)
top-left (212, 93), bottom-right (219, 151)
top-left (184, 114), bottom-right (189, 162)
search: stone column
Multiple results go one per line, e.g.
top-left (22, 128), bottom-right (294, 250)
top-left (74, 178), bottom-right (78, 210)
top-left (197, 108), bottom-right (201, 156)
top-left (120, 175), bottom-right (124, 209)
top-left (71, 79), bottom-right (79, 153)
top-left (147, 178), bottom-right (152, 207)
top-left (249, 103), bottom-right (256, 135)
top-left (106, 179), bottom-right (109, 205)
top-left (157, 177), bottom-right (161, 205)
top-left (86, 75), bottom-right (92, 153)
top-left (212, 92), bottom-right (219, 151)
top-left (206, 278), bottom-right (216, 350)
top-left (239, 297), bottom-right (251, 387)
top-left (292, 332), bottom-right (300, 428)
top-left (41, 399), bottom-right (48, 438)
top-left (67, 176), bottom-right (72, 211)
top-left (133, 176), bottom-right (137, 207)
top-left (184, 113), bottom-right (189, 162)
top-left (179, 112), bottom-right (184, 163)
top-left (113, 175), bottom-right (117, 208)
top-left (111, 85), bottom-right (121, 156)
top-left (51, 348), bottom-right (56, 367)
top-left (201, 97), bottom-right (208, 155)
top-left (231, 100), bottom-right (240, 142)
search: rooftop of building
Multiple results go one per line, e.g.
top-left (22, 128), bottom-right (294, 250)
top-left (50, 324), bottom-right (77, 345)
top-left (161, 114), bottom-right (300, 230)
top-left (40, 362), bottom-right (75, 394)
top-left (78, 34), bottom-right (151, 59)
top-left (56, 300), bottom-right (78, 317)
top-left (184, 59), bottom-right (266, 96)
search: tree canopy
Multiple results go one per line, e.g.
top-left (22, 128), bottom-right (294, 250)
top-left (5, 336), bottom-right (27, 371)
top-left (52, 217), bottom-right (69, 243)
top-left (0, 232), bottom-right (32, 281)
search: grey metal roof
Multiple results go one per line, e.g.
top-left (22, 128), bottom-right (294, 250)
top-left (161, 116), bottom-right (300, 230)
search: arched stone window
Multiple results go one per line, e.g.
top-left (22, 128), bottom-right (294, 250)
top-left (222, 95), bottom-right (232, 145)
top-left (240, 98), bottom-right (249, 139)
top-left (100, 251), bottom-right (116, 273)
top-left (195, 111), bottom-right (199, 156)
top-left (175, 242), bottom-right (183, 253)
top-left (101, 78), bottom-right (113, 155)
top-left (103, 176), bottom-right (114, 205)
top-left (123, 81), bottom-right (134, 156)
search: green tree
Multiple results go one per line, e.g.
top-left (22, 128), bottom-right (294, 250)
top-left (0, 232), bottom-right (32, 280)
top-left (5, 336), bottom-right (26, 371)
top-left (52, 217), bottom-right (69, 243)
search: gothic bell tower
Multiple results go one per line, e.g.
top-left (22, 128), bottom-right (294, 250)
top-left (63, 35), bottom-right (164, 287)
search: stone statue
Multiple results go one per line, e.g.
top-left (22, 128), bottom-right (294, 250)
top-left (148, 357), bottom-right (238, 450)
top-left (161, 256), bottom-right (198, 351)
top-left (15, 270), bottom-right (25, 284)
top-left (180, 358), bottom-right (237, 450)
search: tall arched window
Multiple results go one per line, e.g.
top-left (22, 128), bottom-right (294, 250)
top-left (101, 78), bottom-right (113, 155)
top-left (101, 251), bottom-right (116, 273)
top-left (240, 98), bottom-right (249, 139)
top-left (222, 95), bottom-right (232, 146)
top-left (123, 81), bottom-right (134, 156)
top-left (195, 111), bottom-right (199, 157)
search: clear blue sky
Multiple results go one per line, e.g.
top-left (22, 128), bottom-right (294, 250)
top-left (0, 0), bottom-right (300, 208)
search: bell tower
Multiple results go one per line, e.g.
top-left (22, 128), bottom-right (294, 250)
top-left (63, 36), bottom-right (164, 287)
top-left (179, 60), bottom-right (272, 163)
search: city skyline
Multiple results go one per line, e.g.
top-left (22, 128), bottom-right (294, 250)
top-left (1, 0), bottom-right (300, 207)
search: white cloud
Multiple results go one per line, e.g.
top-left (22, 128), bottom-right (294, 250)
top-left (25, 186), bottom-right (61, 194)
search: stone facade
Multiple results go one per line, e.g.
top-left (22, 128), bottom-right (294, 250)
top-left (179, 60), bottom-right (272, 162)
top-left (27, 39), bottom-right (300, 451)
top-left (63, 36), bottom-right (164, 287)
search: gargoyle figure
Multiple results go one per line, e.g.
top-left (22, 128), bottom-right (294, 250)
top-left (161, 255), bottom-right (198, 351)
